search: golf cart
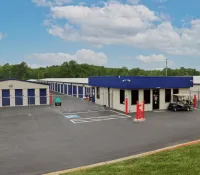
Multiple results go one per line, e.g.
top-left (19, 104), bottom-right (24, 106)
top-left (168, 94), bottom-right (193, 112)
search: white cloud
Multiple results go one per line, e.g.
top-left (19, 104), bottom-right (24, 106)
top-left (0, 33), bottom-right (3, 40)
top-left (36, 1), bottom-right (200, 57)
top-left (136, 54), bottom-right (166, 63)
top-left (127, 0), bottom-right (140, 5)
top-left (32, 0), bottom-right (72, 7)
top-left (27, 49), bottom-right (108, 67)
top-left (153, 0), bottom-right (167, 3)
top-left (0, 33), bottom-right (6, 40)
top-left (27, 63), bottom-right (44, 68)
top-left (136, 54), bottom-right (174, 65)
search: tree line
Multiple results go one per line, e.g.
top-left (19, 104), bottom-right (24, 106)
top-left (0, 60), bottom-right (199, 80)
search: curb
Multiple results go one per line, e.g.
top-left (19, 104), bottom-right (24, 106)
top-left (42, 139), bottom-right (200, 175)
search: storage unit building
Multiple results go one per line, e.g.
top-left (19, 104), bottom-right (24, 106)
top-left (88, 76), bottom-right (193, 112)
top-left (0, 79), bottom-right (50, 107)
top-left (40, 78), bottom-right (89, 99)
top-left (190, 76), bottom-right (200, 105)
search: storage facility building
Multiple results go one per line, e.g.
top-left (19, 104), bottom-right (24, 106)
top-left (0, 79), bottom-right (50, 107)
top-left (39, 78), bottom-right (93, 101)
top-left (190, 76), bottom-right (200, 102)
top-left (40, 76), bottom-right (193, 112)
top-left (89, 76), bottom-right (193, 112)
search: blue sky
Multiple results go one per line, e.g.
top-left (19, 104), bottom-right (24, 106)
top-left (0, 0), bottom-right (200, 70)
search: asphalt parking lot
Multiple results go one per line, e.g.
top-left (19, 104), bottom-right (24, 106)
top-left (1, 95), bottom-right (200, 175)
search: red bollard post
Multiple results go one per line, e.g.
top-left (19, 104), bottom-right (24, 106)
top-left (50, 92), bottom-right (53, 105)
top-left (194, 94), bottom-right (197, 109)
top-left (125, 97), bottom-right (129, 114)
top-left (87, 95), bottom-right (90, 102)
top-left (134, 101), bottom-right (145, 122)
top-left (141, 101), bottom-right (145, 120)
top-left (136, 101), bottom-right (139, 120)
top-left (139, 104), bottom-right (142, 120)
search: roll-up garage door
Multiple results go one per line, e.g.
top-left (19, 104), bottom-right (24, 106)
top-left (55, 83), bottom-right (57, 92)
top-left (2, 89), bottom-right (10, 106)
top-left (53, 83), bottom-right (56, 91)
top-left (64, 84), bottom-right (68, 94)
top-left (28, 89), bottom-right (35, 105)
top-left (15, 89), bottom-right (23, 106)
top-left (58, 84), bottom-right (60, 93)
top-left (68, 85), bottom-right (72, 95)
top-left (85, 87), bottom-right (88, 97)
top-left (78, 86), bottom-right (83, 98)
top-left (73, 85), bottom-right (77, 97)
top-left (61, 84), bottom-right (64, 94)
top-left (91, 87), bottom-right (95, 103)
top-left (40, 88), bottom-right (47, 104)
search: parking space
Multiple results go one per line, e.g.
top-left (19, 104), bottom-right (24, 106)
top-left (61, 109), bottom-right (130, 124)
top-left (1, 97), bottom-right (200, 175)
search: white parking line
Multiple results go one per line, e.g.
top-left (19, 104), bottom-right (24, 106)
top-left (108, 109), bottom-right (132, 118)
top-left (61, 109), bottom-right (108, 115)
top-left (71, 114), bottom-right (127, 124)
top-left (71, 114), bottom-right (121, 120)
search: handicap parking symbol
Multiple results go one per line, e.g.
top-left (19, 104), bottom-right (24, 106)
top-left (64, 115), bottom-right (80, 119)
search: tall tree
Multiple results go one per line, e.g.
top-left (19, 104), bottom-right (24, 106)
top-left (0, 60), bottom-right (199, 80)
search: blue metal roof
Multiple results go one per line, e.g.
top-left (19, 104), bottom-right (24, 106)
top-left (0, 79), bottom-right (49, 86)
top-left (88, 76), bottom-right (193, 89)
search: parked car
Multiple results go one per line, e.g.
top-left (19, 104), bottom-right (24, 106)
top-left (168, 94), bottom-right (193, 112)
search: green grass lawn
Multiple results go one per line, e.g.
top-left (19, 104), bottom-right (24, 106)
top-left (61, 143), bottom-right (200, 175)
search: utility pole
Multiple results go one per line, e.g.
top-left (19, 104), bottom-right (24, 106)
top-left (165, 59), bottom-right (168, 76)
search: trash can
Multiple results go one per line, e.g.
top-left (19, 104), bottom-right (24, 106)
top-left (54, 97), bottom-right (62, 106)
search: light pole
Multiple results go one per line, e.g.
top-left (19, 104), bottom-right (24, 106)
top-left (165, 59), bottom-right (168, 76)
top-left (122, 79), bottom-right (131, 114)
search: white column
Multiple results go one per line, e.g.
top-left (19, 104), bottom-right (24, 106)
top-left (10, 89), bottom-right (15, 107)
top-left (63, 84), bottom-right (65, 94)
top-left (46, 88), bottom-right (50, 105)
top-left (0, 89), bottom-right (2, 107)
top-left (23, 89), bottom-right (28, 106)
top-left (35, 88), bottom-right (40, 105)
top-left (83, 86), bottom-right (85, 98)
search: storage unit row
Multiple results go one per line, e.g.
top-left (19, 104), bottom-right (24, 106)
top-left (0, 88), bottom-right (49, 107)
top-left (49, 82), bottom-right (95, 102)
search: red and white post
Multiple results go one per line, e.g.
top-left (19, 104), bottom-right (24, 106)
top-left (134, 101), bottom-right (145, 122)
top-left (194, 94), bottom-right (197, 109)
top-left (49, 91), bottom-right (53, 105)
top-left (125, 96), bottom-right (129, 115)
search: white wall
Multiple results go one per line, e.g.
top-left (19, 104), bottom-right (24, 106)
top-left (0, 80), bottom-right (49, 107)
top-left (190, 85), bottom-right (200, 100)
top-left (95, 87), bottom-right (109, 106)
top-left (104, 88), bottom-right (191, 113)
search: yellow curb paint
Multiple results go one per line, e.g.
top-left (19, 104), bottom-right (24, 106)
top-left (42, 139), bottom-right (200, 175)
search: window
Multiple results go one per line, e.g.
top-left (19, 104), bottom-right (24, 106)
top-left (131, 90), bottom-right (139, 105)
top-left (120, 89), bottom-right (125, 104)
top-left (173, 89), bottom-right (179, 94)
top-left (144, 89), bottom-right (150, 104)
top-left (96, 87), bottom-right (100, 99)
top-left (165, 89), bottom-right (171, 102)
top-left (173, 89), bottom-right (179, 101)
